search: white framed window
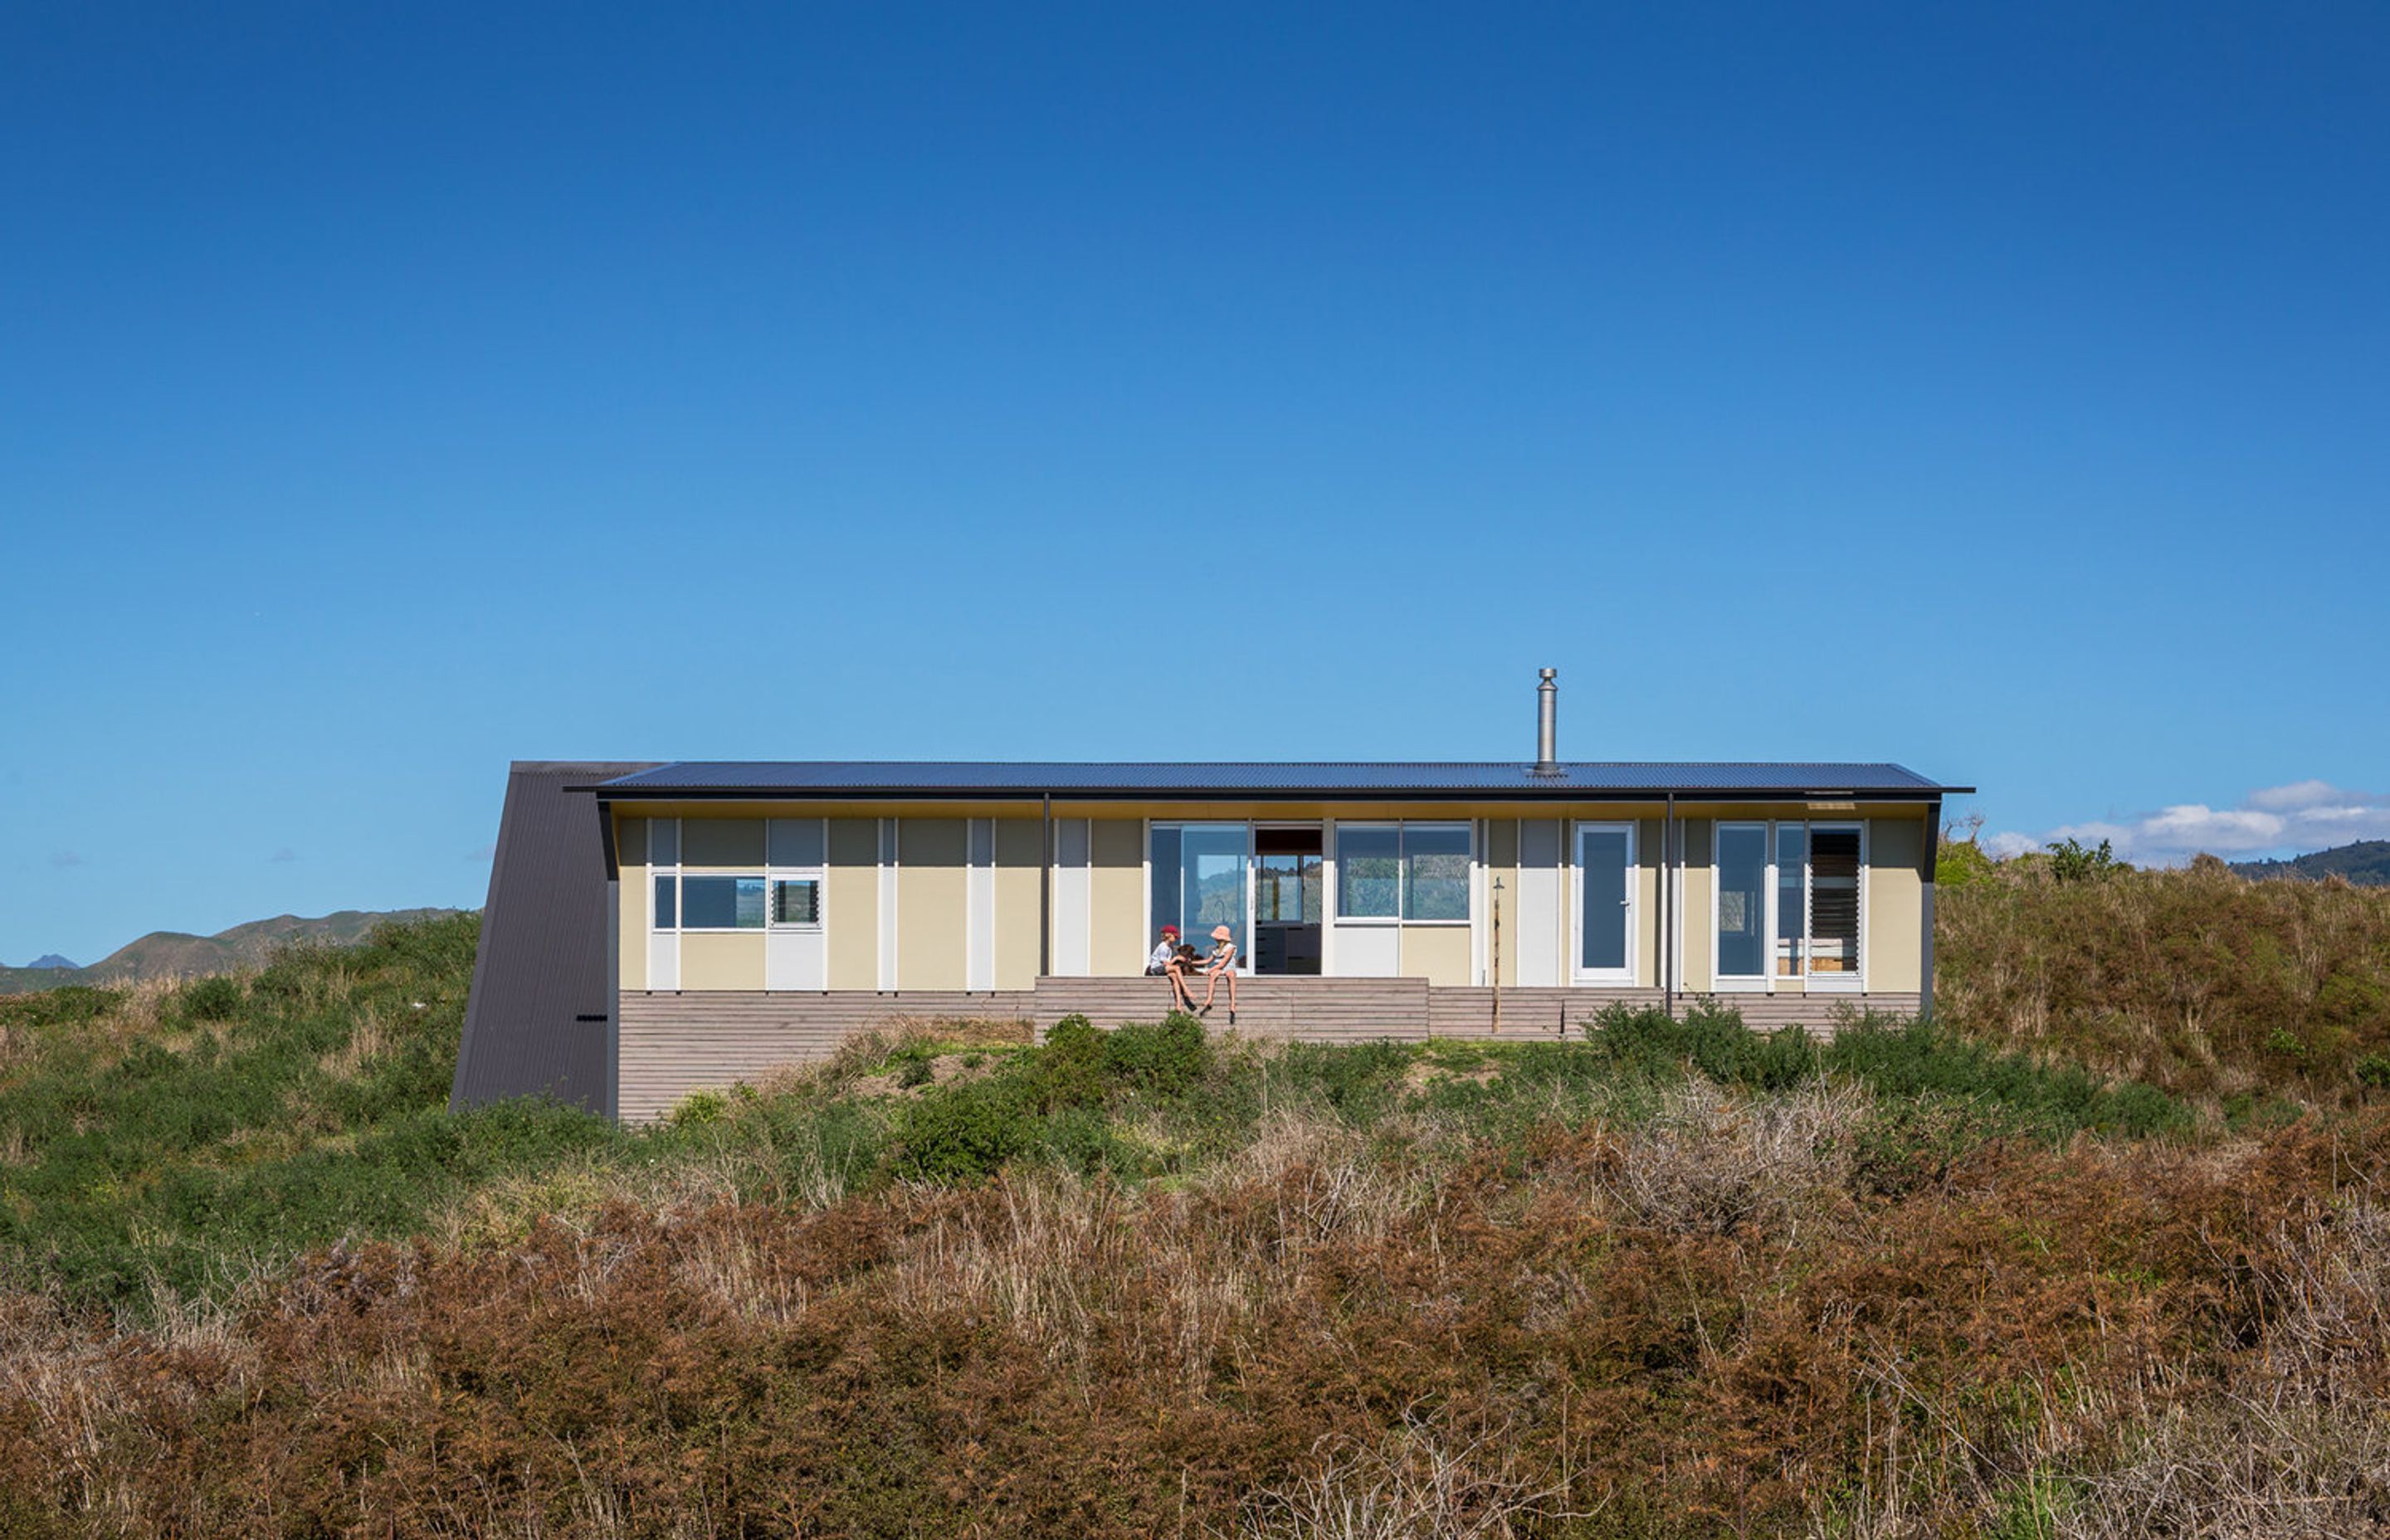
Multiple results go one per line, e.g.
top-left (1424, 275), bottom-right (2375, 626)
top-left (1714, 822), bottom-right (1768, 987)
top-left (679, 875), bottom-right (767, 931)
top-left (1572, 821), bottom-right (1637, 984)
top-left (1334, 822), bottom-right (1472, 924)
top-left (1714, 819), bottom-right (1866, 991)
top-left (648, 816), bottom-right (680, 933)
top-left (765, 816), bottom-right (826, 933)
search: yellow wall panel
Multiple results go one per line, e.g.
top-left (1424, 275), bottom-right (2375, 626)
top-left (1485, 818), bottom-right (1519, 987)
top-left (1868, 817), bottom-right (1924, 993)
top-left (993, 818), bottom-right (1043, 990)
top-left (680, 933), bottom-right (763, 990)
top-left (1089, 819), bottom-right (1145, 976)
top-left (1399, 925), bottom-right (1471, 987)
top-left (897, 818), bottom-right (968, 990)
top-left (825, 819), bottom-right (879, 991)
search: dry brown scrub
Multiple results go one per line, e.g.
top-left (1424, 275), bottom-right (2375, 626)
top-left (2, 1097), bottom-right (2386, 1538)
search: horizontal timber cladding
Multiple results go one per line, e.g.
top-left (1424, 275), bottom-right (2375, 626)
top-left (618, 991), bottom-right (1032, 1123)
top-left (617, 982), bottom-right (1929, 1119)
top-left (1684, 992), bottom-right (1922, 1032)
top-left (1033, 976), bottom-right (1435, 1040)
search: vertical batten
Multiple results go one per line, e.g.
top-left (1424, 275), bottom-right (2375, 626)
top-left (1053, 818), bottom-right (1091, 974)
top-left (1515, 818), bottom-right (1561, 987)
top-left (876, 818), bottom-right (898, 991)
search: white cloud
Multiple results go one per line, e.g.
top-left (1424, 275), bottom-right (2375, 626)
top-left (1988, 782), bottom-right (2390, 865)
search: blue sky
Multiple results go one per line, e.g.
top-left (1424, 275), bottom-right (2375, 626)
top-left (3, 2), bottom-right (2385, 965)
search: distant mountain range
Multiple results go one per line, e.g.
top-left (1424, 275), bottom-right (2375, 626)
top-left (0, 909), bottom-right (461, 996)
top-left (2230, 840), bottom-right (2390, 886)
top-left (19, 954), bottom-right (78, 971)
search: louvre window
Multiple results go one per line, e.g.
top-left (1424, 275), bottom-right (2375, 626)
top-left (1808, 828), bottom-right (1861, 975)
top-left (771, 878), bottom-right (821, 927)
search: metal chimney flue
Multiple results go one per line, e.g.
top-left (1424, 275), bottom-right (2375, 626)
top-left (1534, 668), bottom-right (1558, 772)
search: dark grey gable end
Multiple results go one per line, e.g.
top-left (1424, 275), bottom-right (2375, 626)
top-left (449, 761), bottom-right (661, 1116)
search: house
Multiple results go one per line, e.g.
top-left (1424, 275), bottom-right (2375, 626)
top-left (450, 675), bottom-right (1969, 1120)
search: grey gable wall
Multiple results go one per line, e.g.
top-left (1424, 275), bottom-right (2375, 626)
top-left (449, 761), bottom-right (660, 1115)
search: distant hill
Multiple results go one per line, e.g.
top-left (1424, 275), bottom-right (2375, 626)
top-left (0, 909), bottom-right (461, 995)
top-left (20, 954), bottom-right (78, 971)
top-left (2231, 840), bottom-right (2390, 886)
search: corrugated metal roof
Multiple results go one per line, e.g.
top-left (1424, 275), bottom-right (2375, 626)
top-left (593, 761), bottom-right (1968, 797)
top-left (451, 761), bottom-right (662, 1115)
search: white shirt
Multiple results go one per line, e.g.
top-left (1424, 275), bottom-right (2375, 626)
top-left (1148, 940), bottom-right (1178, 970)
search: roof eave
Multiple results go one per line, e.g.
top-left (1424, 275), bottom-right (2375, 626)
top-left (578, 783), bottom-right (1970, 802)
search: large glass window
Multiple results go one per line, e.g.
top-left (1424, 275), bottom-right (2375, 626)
top-left (1337, 826), bottom-right (1402, 918)
top-left (1403, 825), bottom-right (1471, 920)
top-left (681, 875), bottom-right (767, 930)
top-left (1339, 824), bottom-right (1471, 921)
top-left (1716, 824), bottom-right (1767, 978)
top-left (1149, 823), bottom-right (1249, 959)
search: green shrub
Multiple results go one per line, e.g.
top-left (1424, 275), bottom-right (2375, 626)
top-left (890, 1047), bottom-right (934, 1089)
top-left (2, 984), bottom-right (122, 1029)
top-left (2354, 1052), bottom-right (2390, 1089)
top-left (179, 975), bottom-right (244, 1022)
top-left (1017, 1015), bottom-right (1106, 1113)
top-left (2045, 836), bottom-right (2129, 884)
top-left (1936, 836), bottom-right (1997, 889)
top-left (894, 1083), bottom-right (1027, 1182)
top-left (668, 1089), bottom-right (729, 1128)
top-left (1578, 1001), bottom-right (1819, 1091)
top-left (1100, 1012), bottom-right (1211, 1098)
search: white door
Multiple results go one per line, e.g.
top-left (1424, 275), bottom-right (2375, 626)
top-left (1573, 822), bottom-right (1636, 984)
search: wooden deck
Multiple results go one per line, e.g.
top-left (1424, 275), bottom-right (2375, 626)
top-left (1027, 976), bottom-right (1670, 1040)
top-left (617, 979), bottom-right (1923, 1119)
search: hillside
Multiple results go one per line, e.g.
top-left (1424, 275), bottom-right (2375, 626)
top-left (2232, 837), bottom-right (2390, 885)
top-left (0, 907), bottom-right (459, 995)
top-left (0, 875), bottom-right (2388, 1536)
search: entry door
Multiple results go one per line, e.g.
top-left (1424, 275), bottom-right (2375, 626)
top-left (1573, 822), bottom-right (1636, 983)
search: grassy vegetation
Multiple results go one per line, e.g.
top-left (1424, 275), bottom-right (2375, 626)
top-left (1936, 843), bottom-right (2390, 1104)
top-left (0, 862), bottom-right (2385, 1537)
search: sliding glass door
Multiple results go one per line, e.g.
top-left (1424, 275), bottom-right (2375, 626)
top-left (1149, 823), bottom-right (1250, 964)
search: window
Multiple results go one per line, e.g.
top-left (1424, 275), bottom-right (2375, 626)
top-left (1336, 823), bottom-right (1471, 922)
top-left (1255, 855), bottom-right (1322, 923)
top-left (1149, 823), bottom-right (1250, 960)
top-left (1402, 825), bottom-right (1471, 921)
top-left (1774, 825), bottom-right (1805, 977)
top-left (771, 878), bottom-right (821, 927)
top-left (681, 875), bottom-right (767, 930)
top-left (1714, 821), bottom-right (1864, 984)
top-left (1716, 824), bottom-right (1767, 978)
top-left (1337, 826), bottom-right (1402, 918)
top-left (1809, 827), bottom-right (1861, 975)
top-left (652, 871), bottom-right (677, 929)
